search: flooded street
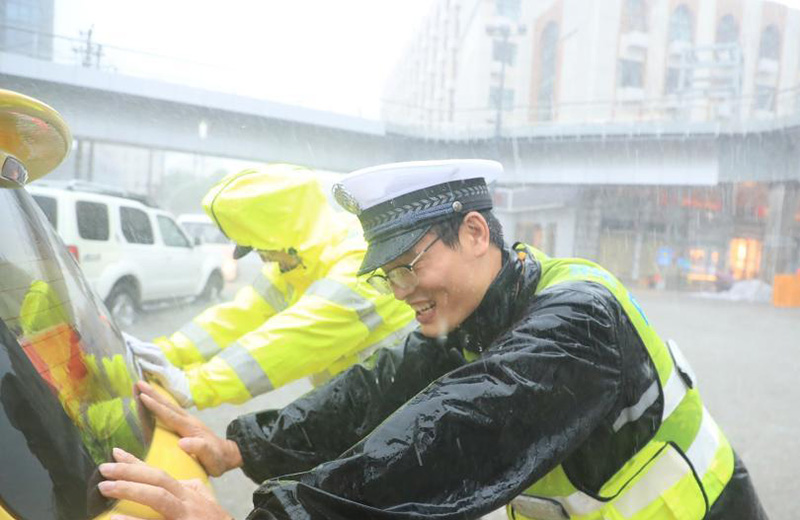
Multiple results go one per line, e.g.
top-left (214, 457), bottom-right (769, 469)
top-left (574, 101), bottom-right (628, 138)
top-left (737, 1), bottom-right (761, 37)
top-left (128, 283), bottom-right (799, 519)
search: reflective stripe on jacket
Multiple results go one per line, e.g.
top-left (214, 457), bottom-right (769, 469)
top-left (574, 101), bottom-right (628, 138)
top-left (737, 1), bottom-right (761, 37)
top-left (156, 241), bottom-right (417, 409)
top-left (509, 244), bottom-right (734, 520)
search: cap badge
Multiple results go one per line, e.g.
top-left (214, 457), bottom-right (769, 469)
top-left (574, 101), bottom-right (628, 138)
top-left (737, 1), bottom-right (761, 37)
top-left (332, 183), bottom-right (362, 215)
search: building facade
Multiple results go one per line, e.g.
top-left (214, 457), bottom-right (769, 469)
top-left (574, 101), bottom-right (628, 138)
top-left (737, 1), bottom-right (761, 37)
top-left (384, 0), bottom-right (800, 287)
top-left (0, 0), bottom-right (54, 60)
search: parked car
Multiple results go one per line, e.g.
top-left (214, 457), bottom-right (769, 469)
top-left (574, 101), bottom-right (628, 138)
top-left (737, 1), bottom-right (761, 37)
top-left (1, 88), bottom-right (209, 520)
top-left (27, 181), bottom-right (224, 326)
top-left (177, 213), bottom-right (238, 282)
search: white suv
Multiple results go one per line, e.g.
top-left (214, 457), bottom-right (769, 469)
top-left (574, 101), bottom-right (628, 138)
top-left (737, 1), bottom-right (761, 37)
top-left (27, 180), bottom-right (224, 325)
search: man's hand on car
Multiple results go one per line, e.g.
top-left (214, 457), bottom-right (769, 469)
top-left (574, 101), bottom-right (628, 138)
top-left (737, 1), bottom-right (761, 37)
top-left (98, 447), bottom-right (233, 520)
top-left (123, 333), bottom-right (194, 407)
top-left (136, 381), bottom-right (243, 477)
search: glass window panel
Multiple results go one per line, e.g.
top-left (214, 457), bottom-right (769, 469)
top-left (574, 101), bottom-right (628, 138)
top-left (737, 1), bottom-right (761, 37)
top-left (76, 201), bottom-right (109, 241)
top-left (120, 207), bottom-right (154, 244)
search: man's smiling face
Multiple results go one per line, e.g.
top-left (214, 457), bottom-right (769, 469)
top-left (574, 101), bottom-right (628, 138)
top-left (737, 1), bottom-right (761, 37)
top-left (380, 216), bottom-right (495, 338)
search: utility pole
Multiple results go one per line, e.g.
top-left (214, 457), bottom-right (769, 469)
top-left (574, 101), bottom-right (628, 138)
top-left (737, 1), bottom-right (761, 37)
top-left (495, 28), bottom-right (509, 141)
top-left (75, 25), bottom-right (103, 68)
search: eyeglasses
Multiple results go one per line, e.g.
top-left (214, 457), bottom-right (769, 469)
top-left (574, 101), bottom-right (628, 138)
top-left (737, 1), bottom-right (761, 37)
top-left (0, 153), bottom-right (28, 185)
top-left (367, 236), bottom-right (440, 294)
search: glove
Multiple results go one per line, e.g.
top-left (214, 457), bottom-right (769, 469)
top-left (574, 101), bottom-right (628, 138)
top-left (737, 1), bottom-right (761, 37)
top-left (123, 332), bottom-right (168, 365)
top-left (122, 333), bottom-right (194, 408)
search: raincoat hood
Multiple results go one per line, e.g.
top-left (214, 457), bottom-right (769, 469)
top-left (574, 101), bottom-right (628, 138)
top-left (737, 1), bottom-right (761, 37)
top-left (203, 165), bottom-right (351, 275)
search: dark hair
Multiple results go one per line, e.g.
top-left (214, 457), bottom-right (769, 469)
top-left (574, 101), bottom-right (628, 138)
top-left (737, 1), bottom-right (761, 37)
top-left (431, 209), bottom-right (504, 250)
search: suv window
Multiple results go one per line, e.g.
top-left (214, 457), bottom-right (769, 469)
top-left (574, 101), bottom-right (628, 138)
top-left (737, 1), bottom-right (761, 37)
top-left (120, 207), bottom-right (154, 244)
top-left (157, 215), bottom-right (191, 248)
top-left (76, 201), bottom-right (110, 241)
top-left (32, 195), bottom-right (58, 229)
top-left (182, 222), bottom-right (229, 245)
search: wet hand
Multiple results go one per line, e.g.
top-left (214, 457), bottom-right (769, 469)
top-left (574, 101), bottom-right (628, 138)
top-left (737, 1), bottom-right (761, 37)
top-left (136, 381), bottom-right (242, 476)
top-left (98, 447), bottom-right (233, 520)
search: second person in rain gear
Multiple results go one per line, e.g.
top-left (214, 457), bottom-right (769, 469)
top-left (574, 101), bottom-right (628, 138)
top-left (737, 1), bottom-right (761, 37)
top-left (125, 164), bottom-right (417, 409)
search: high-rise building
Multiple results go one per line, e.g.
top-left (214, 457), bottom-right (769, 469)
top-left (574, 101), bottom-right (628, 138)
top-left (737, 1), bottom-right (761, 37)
top-left (383, 0), bottom-right (800, 286)
top-left (384, 0), bottom-right (800, 136)
top-left (0, 0), bottom-right (55, 60)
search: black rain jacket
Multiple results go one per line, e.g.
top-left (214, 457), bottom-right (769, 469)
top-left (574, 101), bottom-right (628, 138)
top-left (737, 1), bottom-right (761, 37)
top-left (228, 246), bottom-right (767, 520)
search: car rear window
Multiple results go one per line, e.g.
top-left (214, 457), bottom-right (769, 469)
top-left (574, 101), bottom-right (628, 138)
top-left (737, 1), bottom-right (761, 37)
top-left (0, 188), bottom-right (153, 520)
top-left (76, 200), bottom-right (110, 241)
top-left (158, 215), bottom-right (191, 248)
top-left (120, 207), bottom-right (154, 244)
top-left (182, 221), bottom-right (230, 245)
top-left (31, 195), bottom-right (58, 229)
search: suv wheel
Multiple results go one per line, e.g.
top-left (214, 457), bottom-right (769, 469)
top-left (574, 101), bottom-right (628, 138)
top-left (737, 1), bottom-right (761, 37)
top-left (106, 282), bottom-right (139, 327)
top-left (199, 271), bottom-right (224, 301)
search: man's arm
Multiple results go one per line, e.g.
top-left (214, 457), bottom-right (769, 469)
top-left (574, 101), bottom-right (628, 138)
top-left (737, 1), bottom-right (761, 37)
top-left (227, 330), bottom-right (465, 484)
top-left (185, 269), bottom-right (416, 409)
top-left (155, 263), bottom-right (286, 368)
top-left (247, 283), bottom-right (625, 519)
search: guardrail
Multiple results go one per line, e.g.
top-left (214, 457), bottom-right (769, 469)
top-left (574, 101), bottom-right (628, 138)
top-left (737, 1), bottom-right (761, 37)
top-left (381, 84), bottom-right (800, 138)
top-left (5, 24), bottom-right (800, 139)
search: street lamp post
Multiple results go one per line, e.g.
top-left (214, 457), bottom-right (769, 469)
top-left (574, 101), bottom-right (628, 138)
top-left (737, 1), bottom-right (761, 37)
top-left (486, 22), bottom-right (527, 141)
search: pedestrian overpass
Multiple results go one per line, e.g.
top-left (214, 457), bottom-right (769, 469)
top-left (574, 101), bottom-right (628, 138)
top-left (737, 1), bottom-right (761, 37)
top-left (4, 50), bottom-right (800, 187)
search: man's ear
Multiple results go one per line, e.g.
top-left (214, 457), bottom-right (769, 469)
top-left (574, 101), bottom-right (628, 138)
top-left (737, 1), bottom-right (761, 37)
top-left (460, 212), bottom-right (491, 256)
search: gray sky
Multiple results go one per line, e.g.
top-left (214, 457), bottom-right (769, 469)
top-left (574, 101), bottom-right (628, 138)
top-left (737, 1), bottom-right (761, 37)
top-left (54, 0), bottom-right (800, 119)
top-left (55, 0), bottom-right (437, 119)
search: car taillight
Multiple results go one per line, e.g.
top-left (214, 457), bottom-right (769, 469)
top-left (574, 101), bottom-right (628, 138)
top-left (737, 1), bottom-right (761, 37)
top-left (67, 245), bottom-right (79, 263)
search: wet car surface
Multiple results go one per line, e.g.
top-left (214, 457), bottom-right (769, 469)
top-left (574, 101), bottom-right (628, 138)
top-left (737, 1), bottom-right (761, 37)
top-left (0, 89), bottom-right (208, 520)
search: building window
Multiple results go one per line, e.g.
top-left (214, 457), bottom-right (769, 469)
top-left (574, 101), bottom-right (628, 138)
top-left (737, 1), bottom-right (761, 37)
top-left (622, 0), bottom-right (648, 33)
top-left (716, 14), bottom-right (739, 44)
top-left (755, 85), bottom-right (776, 111)
top-left (668, 5), bottom-right (693, 43)
top-left (664, 68), bottom-right (680, 94)
top-left (2, 0), bottom-right (41, 56)
top-left (759, 24), bottom-right (780, 60)
top-left (665, 5), bottom-right (694, 95)
top-left (536, 21), bottom-right (559, 121)
top-left (618, 59), bottom-right (644, 88)
top-left (517, 221), bottom-right (557, 256)
top-left (489, 87), bottom-right (515, 111)
top-left (496, 0), bottom-right (521, 20)
top-left (4, 0), bottom-right (39, 26)
top-left (492, 39), bottom-right (517, 66)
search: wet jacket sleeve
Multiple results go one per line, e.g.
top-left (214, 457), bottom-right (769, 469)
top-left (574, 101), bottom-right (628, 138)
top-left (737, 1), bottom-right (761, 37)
top-left (154, 263), bottom-right (284, 368)
top-left (226, 331), bottom-right (465, 484)
top-left (186, 263), bottom-right (417, 409)
top-left (245, 283), bottom-right (624, 520)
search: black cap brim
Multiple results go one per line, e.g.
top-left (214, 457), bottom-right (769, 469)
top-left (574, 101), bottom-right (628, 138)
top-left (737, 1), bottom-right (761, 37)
top-left (358, 225), bottom-right (431, 276)
top-left (233, 245), bottom-right (253, 259)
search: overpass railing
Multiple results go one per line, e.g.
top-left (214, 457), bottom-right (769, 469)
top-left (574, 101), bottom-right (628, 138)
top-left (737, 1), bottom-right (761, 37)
top-left (381, 84), bottom-right (800, 139)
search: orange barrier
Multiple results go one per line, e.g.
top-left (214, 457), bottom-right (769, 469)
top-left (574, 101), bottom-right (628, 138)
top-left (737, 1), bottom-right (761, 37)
top-left (772, 274), bottom-right (800, 307)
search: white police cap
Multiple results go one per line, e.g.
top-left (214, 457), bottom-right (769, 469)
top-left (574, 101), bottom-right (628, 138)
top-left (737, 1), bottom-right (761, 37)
top-left (333, 159), bottom-right (502, 275)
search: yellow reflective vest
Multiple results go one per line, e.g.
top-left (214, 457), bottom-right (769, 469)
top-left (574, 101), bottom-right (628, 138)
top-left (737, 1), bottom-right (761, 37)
top-left (155, 166), bottom-right (418, 409)
top-left (509, 245), bottom-right (734, 520)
